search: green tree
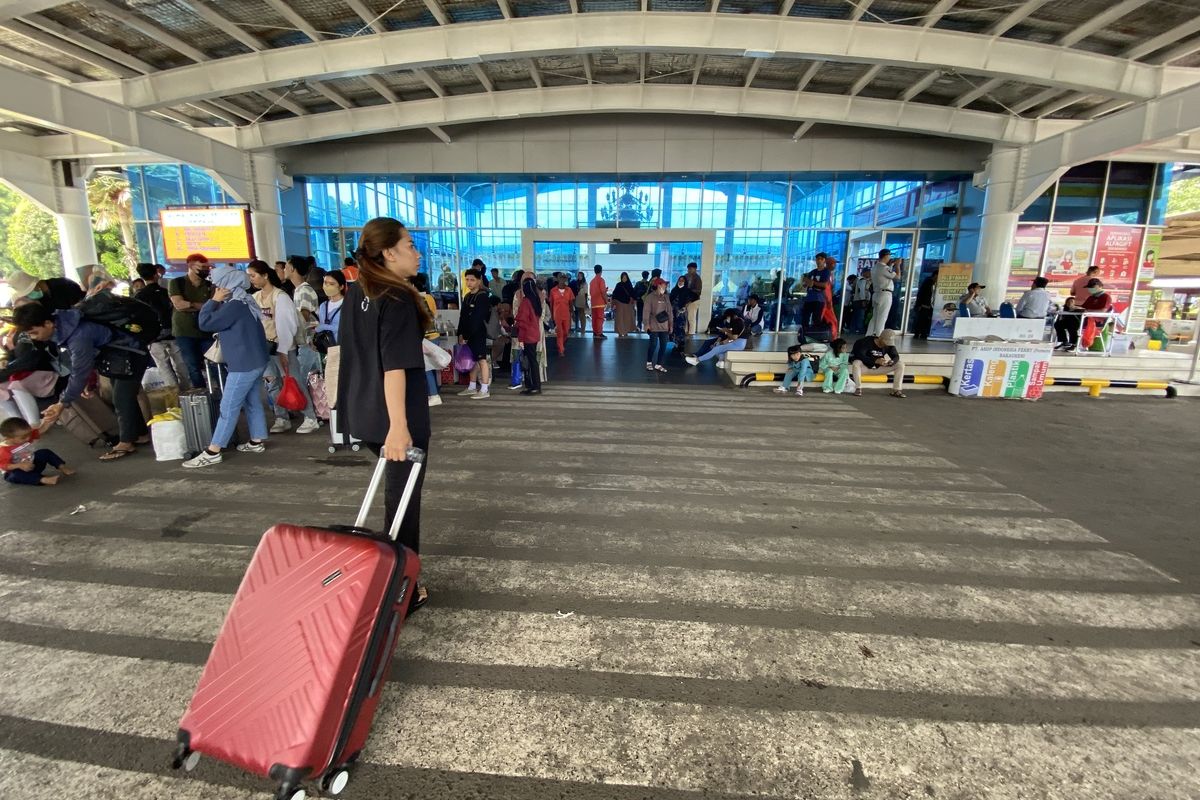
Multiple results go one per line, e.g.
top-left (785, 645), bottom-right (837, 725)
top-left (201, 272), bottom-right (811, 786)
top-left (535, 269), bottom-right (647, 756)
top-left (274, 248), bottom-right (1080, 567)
top-left (87, 173), bottom-right (136, 278)
top-left (0, 183), bottom-right (20, 277)
top-left (1167, 175), bottom-right (1200, 217)
top-left (8, 198), bottom-right (63, 279)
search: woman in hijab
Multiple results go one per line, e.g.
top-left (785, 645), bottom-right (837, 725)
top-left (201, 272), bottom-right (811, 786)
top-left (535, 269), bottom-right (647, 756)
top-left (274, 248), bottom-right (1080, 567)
top-left (669, 276), bottom-right (690, 351)
top-left (612, 272), bottom-right (637, 337)
top-left (516, 273), bottom-right (543, 395)
top-left (182, 265), bottom-right (271, 469)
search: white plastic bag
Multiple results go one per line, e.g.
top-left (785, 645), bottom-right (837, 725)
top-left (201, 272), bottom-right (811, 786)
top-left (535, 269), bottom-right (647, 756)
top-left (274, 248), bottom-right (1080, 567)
top-left (142, 367), bottom-right (167, 390)
top-left (150, 418), bottom-right (188, 461)
top-left (422, 338), bottom-right (452, 371)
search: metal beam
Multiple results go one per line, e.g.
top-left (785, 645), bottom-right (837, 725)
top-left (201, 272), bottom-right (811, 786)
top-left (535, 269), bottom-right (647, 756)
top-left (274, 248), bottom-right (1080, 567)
top-left (0, 20), bottom-right (137, 78)
top-left (180, 0), bottom-right (265, 52)
top-left (691, 55), bottom-right (706, 86)
top-left (951, 76), bottom-right (1003, 108)
top-left (849, 64), bottom-right (881, 97)
top-left (261, 0), bottom-right (325, 42)
top-left (779, 0), bottom-right (796, 16)
top-left (345, 0), bottom-right (380, 34)
top-left (569, 0), bottom-right (579, 13)
top-left (795, 61), bottom-right (821, 93)
top-left (258, 87), bottom-right (308, 117)
top-left (742, 57), bottom-right (761, 89)
top-left (0, 60), bottom-right (249, 196)
top-left (1124, 17), bottom-right (1200, 61)
top-left (496, 0), bottom-right (513, 19)
top-left (422, 0), bottom-right (450, 26)
top-left (221, 83), bottom-right (1039, 151)
top-left (24, 13), bottom-right (156, 74)
top-left (1058, 0), bottom-right (1152, 48)
top-left (847, 1), bottom-right (874, 23)
top-left (309, 81), bottom-right (354, 110)
top-left (0, 1), bottom-right (64, 22)
top-left (791, 120), bottom-right (814, 140)
top-left (899, 70), bottom-right (939, 102)
top-left (1031, 91), bottom-right (1088, 118)
top-left (988, 0), bottom-right (1051, 37)
top-left (0, 45), bottom-right (85, 83)
top-left (1155, 37), bottom-right (1200, 66)
top-left (470, 63), bottom-right (494, 92)
top-left (415, 69), bottom-right (446, 97)
top-left (528, 59), bottom-right (544, 89)
top-left (1010, 87), bottom-right (1061, 115)
top-left (84, 0), bottom-right (208, 63)
top-left (87, 15), bottom-right (1174, 111)
top-left (581, 54), bottom-right (593, 85)
top-left (639, 52), bottom-right (646, 85)
top-left (362, 74), bottom-right (399, 104)
top-left (1084, 98), bottom-right (1133, 119)
top-left (192, 101), bottom-right (245, 126)
top-left (428, 125), bottom-right (452, 144)
top-left (919, 0), bottom-right (959, 28)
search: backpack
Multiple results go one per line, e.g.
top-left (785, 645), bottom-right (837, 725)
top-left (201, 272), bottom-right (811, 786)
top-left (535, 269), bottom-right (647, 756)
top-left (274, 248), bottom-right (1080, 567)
top-left (79, 292), bottom-right (161, 348)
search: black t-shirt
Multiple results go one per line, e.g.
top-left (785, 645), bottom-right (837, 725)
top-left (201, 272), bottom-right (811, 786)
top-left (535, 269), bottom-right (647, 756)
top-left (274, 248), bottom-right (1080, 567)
top-left (851, 336), bottom-right (898, 367)
top-left (39, 277), bottom-right (85, 312)
top-left (337, 282), bottom-right (431, 448)
top-left (135, 283), bottom-right (174, 336)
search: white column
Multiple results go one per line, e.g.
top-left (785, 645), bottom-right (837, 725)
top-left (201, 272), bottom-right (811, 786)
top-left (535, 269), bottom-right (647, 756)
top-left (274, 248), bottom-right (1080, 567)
top-left (54, 212), bottom-right (97, 282)
top-left (974, 211), bottom-right (1019, 308)
top-left (210, 151), bottom-right (290, 264)
top-left (0, 151), bottom-right (94, 282)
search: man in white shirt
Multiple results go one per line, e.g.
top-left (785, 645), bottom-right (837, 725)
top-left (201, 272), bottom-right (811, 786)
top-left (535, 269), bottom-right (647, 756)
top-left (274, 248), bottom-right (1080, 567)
top-left (959, 282), bottom-right (993, 317)
top-left (1015, 276), bottom-right (1057, 320)
top-left (867, 249), bottom-right (899, 336)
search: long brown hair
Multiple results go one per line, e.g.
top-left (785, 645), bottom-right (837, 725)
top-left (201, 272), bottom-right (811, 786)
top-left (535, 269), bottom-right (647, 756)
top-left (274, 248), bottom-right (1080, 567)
top-left (355, 217), bottom-right (432, 330)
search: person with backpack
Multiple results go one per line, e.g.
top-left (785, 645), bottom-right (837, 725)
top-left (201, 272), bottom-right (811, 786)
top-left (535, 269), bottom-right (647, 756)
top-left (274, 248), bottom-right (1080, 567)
top-left (134, 262), bottom-right (189, 389)
top-left (11, 300), bottom-right (152, 461)
top-left (246, 260), bottom-right (320, 434)
top-left (168, 253), bottom-right (215, 389)
top-left (6, 270), bottom-right (85, 312)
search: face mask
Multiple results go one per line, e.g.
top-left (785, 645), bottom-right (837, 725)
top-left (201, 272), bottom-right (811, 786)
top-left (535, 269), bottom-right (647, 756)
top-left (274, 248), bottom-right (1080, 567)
top-left (27, 290), bottom-right (44, 300)
top-left (1088, 286), bottom-right (1103, 296)
top-left (323, 284), bottom-right (340, 298)
top-left (197, 269), bottom-right (211, 280)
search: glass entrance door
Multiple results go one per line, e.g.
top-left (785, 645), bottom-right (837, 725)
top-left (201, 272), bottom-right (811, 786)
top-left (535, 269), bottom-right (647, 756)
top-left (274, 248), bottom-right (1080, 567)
top-left (847, 230), bottom-right (918, 335)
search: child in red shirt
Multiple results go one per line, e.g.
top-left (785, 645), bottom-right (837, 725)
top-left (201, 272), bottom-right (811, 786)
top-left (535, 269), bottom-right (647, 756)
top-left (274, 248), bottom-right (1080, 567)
top-left (0, 416), bottom-right (74, 486)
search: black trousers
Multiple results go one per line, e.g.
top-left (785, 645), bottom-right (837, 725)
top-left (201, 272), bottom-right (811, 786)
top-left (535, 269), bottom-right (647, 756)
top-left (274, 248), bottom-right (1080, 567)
top-left (1055, 315), bottom-right (1080, 347)
top-left (365, 443), bottom-right (427, 555)
top-left (802, 300), bottom-right (826, 330)
top-left (913, 306), bottom-right (933, 338)
top-left (112, 372), bottom-right (148, 444)
top-left (522, 343), bottom-right (541, 391)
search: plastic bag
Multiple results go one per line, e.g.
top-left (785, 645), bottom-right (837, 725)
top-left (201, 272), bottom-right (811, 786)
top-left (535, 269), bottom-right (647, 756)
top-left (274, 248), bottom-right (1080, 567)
top-left (148, 413), bottom-right (187, 461)
top-left (452, 344), bottom-right (476, 373)
top-left (277, 375), bottom-right (307, 411)
top-left (423, 339), bottom-right (452, 371)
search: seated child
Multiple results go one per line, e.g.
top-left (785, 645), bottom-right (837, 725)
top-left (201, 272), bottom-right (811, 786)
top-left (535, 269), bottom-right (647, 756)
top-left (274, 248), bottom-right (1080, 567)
top-left (0, 416), bottom-right (74, 487)
top-left (819, 338), bottom-right (851, 394)
top-left (776, 344), bottom-right (816, 397)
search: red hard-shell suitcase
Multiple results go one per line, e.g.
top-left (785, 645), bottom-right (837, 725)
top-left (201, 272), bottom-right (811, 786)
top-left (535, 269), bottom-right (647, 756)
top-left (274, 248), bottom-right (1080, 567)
top-left (174, 450), bottom-right (425, 800)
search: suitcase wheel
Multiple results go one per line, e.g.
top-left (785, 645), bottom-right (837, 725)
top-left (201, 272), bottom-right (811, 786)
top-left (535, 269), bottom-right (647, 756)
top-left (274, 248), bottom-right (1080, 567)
top-left (328, 446), bottom-right (337, 454)
top-left (276, 789), bottom-right (306, 800)
top-left (321, 768), bottom-right (351, 796)
top-left (171, 742), bottom-right (198, 772)
top-left (350, 444), bottom-right (361, 452)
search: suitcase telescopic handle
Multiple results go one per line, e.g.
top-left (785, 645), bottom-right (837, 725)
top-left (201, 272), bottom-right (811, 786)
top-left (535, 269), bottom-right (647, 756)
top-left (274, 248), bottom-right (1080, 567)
top-left (355, 448), bottom-right (426, 540)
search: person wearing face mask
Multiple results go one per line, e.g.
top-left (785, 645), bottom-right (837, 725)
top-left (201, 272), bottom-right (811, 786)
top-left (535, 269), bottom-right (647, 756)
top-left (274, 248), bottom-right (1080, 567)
top-left (182, 266), bottom-right (272, 468)
top-left (339, 216), bottom-right (432, 612)
top-left (642, 278), bottom-right (673, 372)
top-left (314, 269), bottom-right (346, 353)
top-left (7, 270), bottom-right (85, 312)
top-left (168, 253), bottom-right (216, 389)
top-left (246, 260), bottom-right (320, 435)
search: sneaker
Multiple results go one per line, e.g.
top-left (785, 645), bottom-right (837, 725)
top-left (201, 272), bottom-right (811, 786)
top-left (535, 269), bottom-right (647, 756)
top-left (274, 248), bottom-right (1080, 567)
top-left (654, 365), bottom-right (667, 373)
top-left (716, 360), bottom-right (726, 369)
top-left (645, 362), bottom-right (654, 371)
top-left (235, 441), bottom-right (265, 454)
top-left (428, 395), bottom-right (443, 407)
top-left (774, 386), bottom-right (788, 394)
top-left (520, 389), bottom-right (542, 395)
top-left (508, 383), bottom-right (523, 390)
top-left (685, 355), bottom-right (699, 366)
top-left (269, 417), bottom-right (291, 434)
top-left (795, 388), bottom-right (805, 397)
top-left (471, 390), bottom-right (490, 400)
top-left (457, 386), bottom-right (479, 396)
top-left (182, 450), bottom-right (222, 469)
top-left (296, 418), bottom-right (320, 434)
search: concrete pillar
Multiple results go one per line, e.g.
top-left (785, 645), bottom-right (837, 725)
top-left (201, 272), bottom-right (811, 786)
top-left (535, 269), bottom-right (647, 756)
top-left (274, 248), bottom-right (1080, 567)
top-left (54, 210), bottom-right (98, 283)
top-left (974, 211), bottom-right (1019, 308)
top-left (212, 151), bottom-right (291, 264)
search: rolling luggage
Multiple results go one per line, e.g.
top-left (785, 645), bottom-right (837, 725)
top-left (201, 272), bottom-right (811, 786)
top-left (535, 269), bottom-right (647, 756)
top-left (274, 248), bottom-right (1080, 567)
top-left (175, 451), bottom-right (425, 800)
top-left (327, 408), bottom-right (361, 453)
top-left (179, 389), bottom-right (213, 458)
top-left (56, 395), bottom-right (120, 449)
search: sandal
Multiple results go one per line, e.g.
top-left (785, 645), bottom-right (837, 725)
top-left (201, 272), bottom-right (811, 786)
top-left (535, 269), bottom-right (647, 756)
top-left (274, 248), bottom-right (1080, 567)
top-left (890, 390), bottom-right (907, 398)
top-left (408, 584), bottom-right (429, 614)
top-left (852, 389), bottom-right (863, 397)
top-left (99, 447), bottom-right (135, 461)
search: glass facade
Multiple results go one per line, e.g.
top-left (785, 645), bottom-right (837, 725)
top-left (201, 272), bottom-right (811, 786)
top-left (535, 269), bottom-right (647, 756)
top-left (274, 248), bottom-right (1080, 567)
top-left (291, 173), bottom-right (972, 332)
top-left (126, 164), bottom-right (233, 263)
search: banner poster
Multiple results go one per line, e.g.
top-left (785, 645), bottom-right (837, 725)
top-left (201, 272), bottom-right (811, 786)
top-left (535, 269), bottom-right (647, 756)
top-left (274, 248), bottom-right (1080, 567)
top-left (949, 341), bottom-right (1054, 400)
top-left (929, 262), bottom-right (974, 340)
top-left (1092, 226), bottom-right (1143, 314)
top-left (1129, 229), bottom-right (1162, 330)
top-left (1042, 224), bottom-right (1097, 295)
top-left (1006, 224), bottom-right (1047, 302)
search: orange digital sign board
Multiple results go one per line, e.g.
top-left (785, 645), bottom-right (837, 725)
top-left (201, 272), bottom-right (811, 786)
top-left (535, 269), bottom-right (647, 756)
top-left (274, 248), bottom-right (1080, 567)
top-left (160, 207), bottom-right (255, 262)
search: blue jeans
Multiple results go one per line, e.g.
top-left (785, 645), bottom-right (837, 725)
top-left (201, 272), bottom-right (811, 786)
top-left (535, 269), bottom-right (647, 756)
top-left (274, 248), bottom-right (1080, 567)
top-left (646, 332), bottom-right (669, 365)
top-left (782, 360), bottom-right (814, 389)
top-left (425, 369), bottom-right (439, 397)
top-left (264, 347), bottom-right (318, 421)
top-left (175, 334), bottom-right (213, 390)
top-left (212, 366), bottom-right (269, 449)
top-left (693, 337), bottom-right (747, 363)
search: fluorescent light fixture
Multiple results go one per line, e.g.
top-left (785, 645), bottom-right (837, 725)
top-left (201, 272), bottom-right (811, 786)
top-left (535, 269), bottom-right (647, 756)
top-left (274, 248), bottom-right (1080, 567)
top-left (0, 125), bottom-right (22, 133)
top-left (744, 50), bottom-right (775, 59)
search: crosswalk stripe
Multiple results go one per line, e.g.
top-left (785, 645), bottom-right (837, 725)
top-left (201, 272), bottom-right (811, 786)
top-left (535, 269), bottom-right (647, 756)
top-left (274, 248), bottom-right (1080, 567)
top-left (3, 581), bottom-right (1194, 704)
top-left (439, 429), bottom-right (917, 452)
top-left (422, 556), bottom-right (1200, 629)
top-left (438, 400), bottom-right (869, 417)
top-left (0, 527), bottom-right (1169, 589)
top-left (2, 642), bottom-right (1197, 800)
top-left (433, 415), bottom-right (893, 438)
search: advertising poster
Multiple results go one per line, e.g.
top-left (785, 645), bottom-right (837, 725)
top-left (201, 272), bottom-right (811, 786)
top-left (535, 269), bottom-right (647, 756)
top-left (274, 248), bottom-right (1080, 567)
top-left (1129, 229), bottom-right (1162, 329)
top-left (929, 262), bottom-right (974, 340)
top-left (1006, 224), bottom-right (1047, 302)
top-left (949, 342), bottom-right (1054, 400)
top-left (1092, 226), bottom-right (1142, 314)
top-left (159, 207), bottom-right (255, 262)
top-left (1041, 224), bottom-right (1096, 288)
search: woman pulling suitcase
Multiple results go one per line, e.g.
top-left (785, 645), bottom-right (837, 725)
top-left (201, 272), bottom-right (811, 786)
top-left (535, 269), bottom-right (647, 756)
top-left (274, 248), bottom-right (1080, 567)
top-left (338, 216), bottom-right (432, 612)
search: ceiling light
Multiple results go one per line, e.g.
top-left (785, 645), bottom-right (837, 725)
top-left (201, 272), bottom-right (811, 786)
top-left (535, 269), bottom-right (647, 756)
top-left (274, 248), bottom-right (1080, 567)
top-left (744, 50), bottom-right (775, 59)
top-left (0, 125), bottom-right (22, 133)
